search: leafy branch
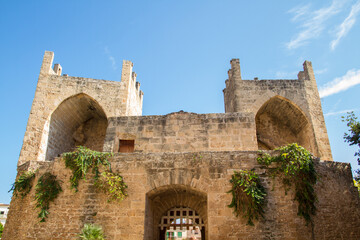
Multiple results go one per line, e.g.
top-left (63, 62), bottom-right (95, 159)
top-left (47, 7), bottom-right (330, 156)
top-left (342, 111), bottom-right (360, 181)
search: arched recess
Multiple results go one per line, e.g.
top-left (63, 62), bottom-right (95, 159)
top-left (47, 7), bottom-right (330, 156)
top-left (45, 93), bottom-right (108, 160)
top-left (256, 96), bottom-right (316, 153)
top-left (144, 185), bottom-right (208, 240)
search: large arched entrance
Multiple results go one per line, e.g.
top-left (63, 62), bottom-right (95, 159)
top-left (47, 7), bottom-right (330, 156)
top-left (45, 93), bottom-right (108, 160)
top-left (256, 96), bottom-right (316, 152)
top-left (144, 185), bottom-right (208, 240)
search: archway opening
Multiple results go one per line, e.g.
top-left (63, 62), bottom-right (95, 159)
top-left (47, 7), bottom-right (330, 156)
top-left (160, 207), bottom-right (204, 240)
top-left (144, 185), bottom-right (207, 240)
top-left (45, 93), bottom-right (108, 160)
top-left (255, 96), bottom-right (315, 152)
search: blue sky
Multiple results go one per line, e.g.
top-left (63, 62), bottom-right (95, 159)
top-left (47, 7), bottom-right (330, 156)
top-left (1, 0), bottom-right (360, 203)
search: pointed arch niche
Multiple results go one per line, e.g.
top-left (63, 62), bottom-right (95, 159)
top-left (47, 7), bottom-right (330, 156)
top-left (45, 93), bottom-right (108, 160)
top-left (144, 185), bottom-right (208, 240)
top-left (255, 96), bottom-right (316, 152)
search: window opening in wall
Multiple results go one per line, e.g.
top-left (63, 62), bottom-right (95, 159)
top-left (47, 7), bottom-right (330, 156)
top-left (119, 140), bottom-right (135, 153)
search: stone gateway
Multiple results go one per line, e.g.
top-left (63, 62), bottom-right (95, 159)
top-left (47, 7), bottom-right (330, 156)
top-left (3, 51), bottom-right (360, 239)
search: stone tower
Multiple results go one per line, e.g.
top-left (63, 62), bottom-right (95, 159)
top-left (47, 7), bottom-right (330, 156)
top-left (223, 59), bottom-right (332, 160)
top-left (17, 51), bottom-right (143, 167)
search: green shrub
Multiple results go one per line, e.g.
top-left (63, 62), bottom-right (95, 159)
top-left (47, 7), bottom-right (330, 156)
top-left (79, 223), bottom-right (105, 240)
top-left (0, 222), bottom-right (4, 238)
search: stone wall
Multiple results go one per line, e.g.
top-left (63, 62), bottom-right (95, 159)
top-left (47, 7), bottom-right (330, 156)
top-left (103, 111), bottom-right (258, 153)
top-left (3, 152), bottom-right (360, 240)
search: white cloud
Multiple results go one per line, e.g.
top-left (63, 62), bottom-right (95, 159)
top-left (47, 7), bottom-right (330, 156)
top-left (287, 1), bottom-right (344, 49)
top-left (289, 4), bottom-right (311, 22)
top-left (330, 1), bottom-right (360, 50)
top-left (314, 68), bottom-right (328, 75)
top-left (275, 71), bottom-right (298, 79)
top-left (324, 109), bottom-right (357, 117)
top-left (104, 46), bottom-right (117, 70)
top-left (319, 69), bottom-right (360, 98)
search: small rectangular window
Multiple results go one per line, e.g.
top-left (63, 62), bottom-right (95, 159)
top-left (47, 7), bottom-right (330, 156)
top-left (119, 140), bottom-right (135, 153)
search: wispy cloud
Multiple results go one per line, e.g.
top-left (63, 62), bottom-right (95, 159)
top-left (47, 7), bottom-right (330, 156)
top-left (104, 46), bottom-right (117, 70)
top-left (319, 69), bottom-right (360, 98)
top-left (324, 108), bottom-right (358, 117)
top-left (315, 68), bottom-right (328, 75)
top-left (275, 71), bottom-right (298, 79)
top-left (330, 1), bottom-right (360, 50)
top-left (289, 4), bottom-right (311, 22)
top-left (287, 1), bottom-right (344, 49)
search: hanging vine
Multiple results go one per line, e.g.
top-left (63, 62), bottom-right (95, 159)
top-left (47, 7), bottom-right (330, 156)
top-left (63, 146), bottom-right (127, 202)
top-left (63, 146), bottom-right (112, 191)
top-left (228, 169), bottom-right (266, 225)
top-left (9, 171), bottom-right (35, 198)
top-left (34, 172), bottom-right (62, 222)
top-left (257, 143), bottom-right (318, 224)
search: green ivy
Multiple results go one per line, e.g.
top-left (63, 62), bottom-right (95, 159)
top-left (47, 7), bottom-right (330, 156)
top-left (63, 146), bottom-right (112, 191)
top-left (9, 171), bottom-right (35, 198)
top-left (63, 146), bottom-right (127, 202)
top-left (35, 172), bottom-right (62, 222)
top-left (95, 171), bottom-right (128, 202)
top-left (228, 170), bottom-right (266, 225)
top-left (257, 143), bottom-right (318, 224)
top-left (79, 223), bottom-right (105, 240)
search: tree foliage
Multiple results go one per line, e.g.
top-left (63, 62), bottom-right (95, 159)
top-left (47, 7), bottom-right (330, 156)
top-left (228, 170), bottom-right (266, 225)
top-left (342, 111), bottom-right (360, 181)
top-left (257, 143), bottom-right (318, 224)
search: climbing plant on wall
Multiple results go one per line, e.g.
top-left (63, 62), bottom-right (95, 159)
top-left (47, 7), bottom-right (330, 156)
top-left (228, 169), bottom-right (266, 225)
top-left (63, 146), bottom-right (112, 191)
top-left (63, 146), bottom-right (127, 202)
top-left (9, 170), bottom-right (35, 198)
top-left (34, 172), bottom-right (62, 222)
top-left (257, 143), bottom-right (318, 224)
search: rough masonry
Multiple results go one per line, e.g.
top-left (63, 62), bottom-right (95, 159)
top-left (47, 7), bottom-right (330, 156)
top-left (3, 51), bottom-right (360, 240)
